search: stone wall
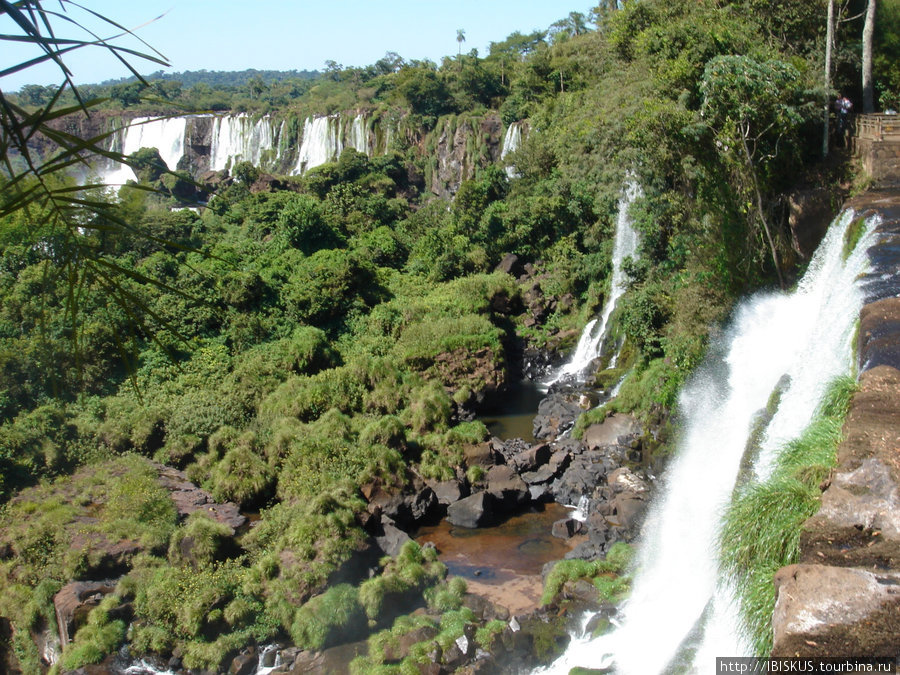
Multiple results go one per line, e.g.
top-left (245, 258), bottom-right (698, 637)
top-left (771, 192), bottom-right (900, 658)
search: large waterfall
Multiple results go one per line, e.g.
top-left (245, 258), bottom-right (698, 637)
top-left (209, 114), bottom-right (277, 171)
top-left (549, 180), bottom-right (642, 384)
top-left (101, 116), bottom-right (188, 185)
top-left (539, 209), bottom-right (875, 674)
top-left (293, 115), bottom-right (343, 175)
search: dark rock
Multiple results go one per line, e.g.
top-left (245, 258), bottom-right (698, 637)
top-left (373, 516), bottom-right (413, 558)
top-left (495, 253), bottom-right (522, 277)
top-left (464, 442), bottom-right (500, 468)
top-left (447, 492), bottom-right (498, 528)
top-left (156, 464), bottom-right (246, 532)
top-left (364, 483), bottom-right (439, 529)
top-left (228, 646), bottom-right (257, 675)
top-left (485, 464), bottom-right (530, 512)
top-left (533, 394), bottom-right (583, 440)
top-left (551, 518), bottom-right (584, 539)
top-left (426, 478), bottom-right (469, 506)
top-left (54, 580), bottom-right (118, 647)
top-left (521, 464), bottom-right (557, 486)
top-left (510, 443), bottom-right (551, 473)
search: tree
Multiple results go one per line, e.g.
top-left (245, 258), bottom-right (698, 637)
top-left (457, 29), bottom-right (466, 58)
top-left (824, 0), bottom-right (835, 157)
top-left (701, 55), bottom-right (814, 288)
top-left (862, 0), bottom-right (877, 112)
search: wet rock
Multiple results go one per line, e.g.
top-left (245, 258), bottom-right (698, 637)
top-left (772, 564), bottom-right (900, 657)
top-left (447, 492), bottom-right (498, 528)
top-left (54, 580), bottom-right (118, 647)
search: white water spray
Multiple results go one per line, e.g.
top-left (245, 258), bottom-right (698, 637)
top-left (549, 180), bottom-right (642, 384)
top-left (293, 115), bottom-right (342, 174)
top-left (539, 209), bottom-right (875, 674)
top-left (501, 121), bottom-right (525, 178)
top-left (210, 114), bottom-right (277, 171)
top-left (100, 116), bottom-right (187, 185)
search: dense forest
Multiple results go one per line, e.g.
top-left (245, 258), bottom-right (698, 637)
top-left (0, 0), bottom-right (897, 672)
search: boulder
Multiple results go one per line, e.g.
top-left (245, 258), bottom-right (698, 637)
top-left (510, 443), bottom-right (552, 473)
top-left (373, 516), bottom-right (413, 558)
top-left (447, 492), bottom-right (498, 528)
top-left (464, 442), bottom-right (500, 468)
top-left (495, 253), bottom-right (523, 277)
top-left (582, 414), bottom-right (642, 450)
top-left (533, 394), bottom-right (583, 440)
top-left (228, 647), bottom-right (257, 675)
top-left (485, 464), bottom-right (530, 513)
top-left (426, 478), bottom-right (469, 506)
top-left (772, 564), bottom-right (900, 657)
top-left (551, 518), bottom-right (584, 539)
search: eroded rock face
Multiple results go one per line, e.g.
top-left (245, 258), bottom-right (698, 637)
top-left (54, 580), bottom-right (118, 647)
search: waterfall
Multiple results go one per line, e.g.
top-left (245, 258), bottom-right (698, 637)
top-left (100, 116), bottom-right (187, 185)
top-left (549, 180), bottom-right (642, 384)
top-left (501, 121), bottom-right (524, 178)
top-left (293, 115), bottom-right (342, 175)
top-left (210, 114), bottom-right (276, 171)
top-left (348, 114), bottom-right (368, 154)
top-left (538, 209), bottom-right (876, 674)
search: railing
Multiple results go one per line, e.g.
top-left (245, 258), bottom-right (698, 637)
top-left (856, 113), bottom-right (900, 141)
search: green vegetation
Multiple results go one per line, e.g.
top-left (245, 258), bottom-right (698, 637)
top-left (0, 0), bottom-right (888, 669)
top-left (720, 376), bottom-right (856, 655)
top-left (541, 542), bottom-right (634, 605)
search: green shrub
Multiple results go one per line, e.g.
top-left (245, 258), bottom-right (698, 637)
top-left (168, 512), bottom-right (234, 567)
top-left (290, 584), bottom-right (365, 650)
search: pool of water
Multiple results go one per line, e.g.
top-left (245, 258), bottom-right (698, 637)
top-left (415, 503), bottom-right (575, 585)
top-left (480, 379), bottom-right (545, 441)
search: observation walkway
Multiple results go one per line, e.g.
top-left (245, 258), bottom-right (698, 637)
top-left (853, 113), bottom-right (900, 185)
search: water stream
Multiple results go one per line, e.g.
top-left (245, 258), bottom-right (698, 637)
top-left (538, 209), bottom-right (876, 674)
top-left (549, 181), bottom-right (642, 385)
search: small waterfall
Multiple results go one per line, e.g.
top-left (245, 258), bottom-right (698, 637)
top-left (501, 121), bottom-right (524, 178)
top-left (549, 180), bottom-right (642, 384)
top-left (210, 114), bottom-right (276, 171)
top-left (538, 209), bottom-right (876, 674)
top-left (293, 115), bottom-right (342, 175)
top-left (348, 114), bottom-right (368, 154)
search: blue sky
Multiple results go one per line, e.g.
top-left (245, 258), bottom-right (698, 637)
top-left (2, 1), bottom-right (590, 90)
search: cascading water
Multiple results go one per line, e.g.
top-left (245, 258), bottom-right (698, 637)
top-left (209, 114), bottom-right (277, 171)
top-left (100, 116), bottom-right (187, 185)
top-left (293, 115), bottom-right (342, 174)
top-left (348, 114), bottom-right (368, 154)
top-left (501, 121), bottom-right (525, 178)
top-left (538, 209), bottom-right (876, 674)
top-left (549, 180), bottom-right (642, 385)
